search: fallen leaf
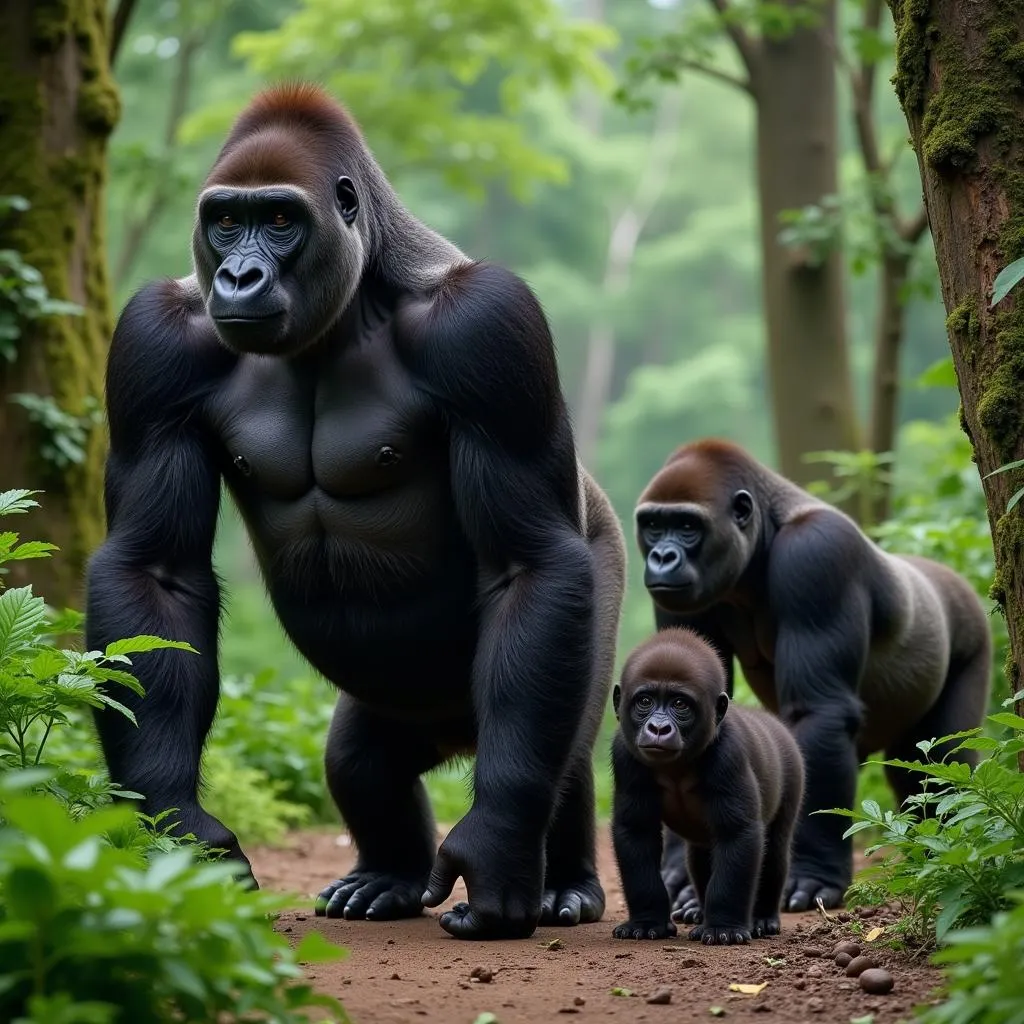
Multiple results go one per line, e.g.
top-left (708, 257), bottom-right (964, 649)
top-left (540, 938), bottom-right (564, 951)
top-left (709, 1008), bottom-right (725, 1017)
top-left (850, 1016), bottom-right (875, 1024)
top-left (611, 987), bottom-right (633, 997)
top-left (864, 927), bottom-right (884, 942)
top-left (764, 957), bottom-right (787, 967)
top-left (728, 982), bottom-right (768, 995)
top-left (473, 1015), bottom-right (499, 1024)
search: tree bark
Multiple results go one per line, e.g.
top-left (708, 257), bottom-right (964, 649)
top-left (886, 0), bottom-right (1024, 743)
top-left (750, 0), bottom-right (861, 488)
top-left (0, 0), bottom-right (119, 608)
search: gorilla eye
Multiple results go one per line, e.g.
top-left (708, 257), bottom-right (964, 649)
top-left (635, 695), bottom-right (654, 711)
top-left (671, 697), bottom-right (691, 712)
top-left (217, 213), bottom-right (236, 228)
top-left (270, 211), bottom-right (289, 227)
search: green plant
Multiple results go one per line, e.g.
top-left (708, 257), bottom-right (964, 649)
top-left (0, 488), bottom-right (348, 1022)
top-left (8, 394), bottom-right (104, 470)
top-left (0, 785), bottom-right (347, 1024)
top-left (917, 893), bottom-right (1024, 1024)
top-left (0, 197), bottom-right (82, 363)
top-left (828, 696), bottom-right (1024, 948)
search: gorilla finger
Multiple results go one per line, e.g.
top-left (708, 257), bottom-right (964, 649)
top-left (422, 856), bottom-right (459, 908)
top-left (343, 876), bottom-right (394, 919)
top-left (557, 891), bottom-right (582, 926)
top-left (366, 887), bottom-right (422, 921)
top-left (315, 878), bottom-right (363, 918)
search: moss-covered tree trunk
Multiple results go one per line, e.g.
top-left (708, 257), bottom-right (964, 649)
top-left (887, 0), bottom-right (1024, 748)
top-left (0, 0), bottom-right (119, 608)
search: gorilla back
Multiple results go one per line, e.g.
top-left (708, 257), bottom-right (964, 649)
top-left (86, 84), bottom-right (626, 941)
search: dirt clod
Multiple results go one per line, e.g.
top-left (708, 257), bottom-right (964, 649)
top-left (834, 941), bottom-right (861, 959)
top-left (801, 947), bottom-right (826, 958)
top-left (574, 996), bottom-right (586, 1006)
top-left (835, 952), bottom-right (852, 968)
top-left (845, 955), bottom-right (879, 978)
top-left (806, 997), bottom-right (825, 1013)
top-left (859, 968), bottom-right (895, 995)
top-left (470, 967), bottom-right (494, 983)
top-left (646, 988), bottom-right (672, 1005)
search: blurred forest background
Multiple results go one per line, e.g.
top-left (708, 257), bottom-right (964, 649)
top-left (0, 0), bottom-right (1007, 828)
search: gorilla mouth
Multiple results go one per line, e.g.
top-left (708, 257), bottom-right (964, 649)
top-left (638, 744), bottom-right (682, 763)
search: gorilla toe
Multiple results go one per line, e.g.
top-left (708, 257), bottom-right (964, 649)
top-left (671, 895), bottom-right (703, 925)
top-left (612, 919), bottom-right (677, 940)
top-left (315, 872), bottom-right (424, 920)
top-left (753, 915), bottom-right (782, 938)
top-left (689, 924), bottom-right (751, 945)
top-left (784, 874), bottom-right (846, 912)
top-left (540, 874), bottom-right (605, 926)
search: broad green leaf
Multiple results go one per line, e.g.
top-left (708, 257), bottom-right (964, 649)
top-left (917, 356), bottom-right (957, 389)
top-left (987, 712), bottom-right (1024, 731)
top-left (6, 540), bottom-right (58, 561)
top-left (0, 586), bottom-right (46, 663)
top-left (991, 255), bottom-right (1024, 306)
top-left (104, 636), bottom-right (199, 658)
top-left (0, 489), bottom-right (40, 516)
top-left (94, 692), bottom-right (138, 725)
top-left (5, 864), bottom-right (57, 920)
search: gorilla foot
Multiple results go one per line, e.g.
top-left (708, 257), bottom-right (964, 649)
top-left (670, 895), bottom-right (703, 925)
top-left (315, 871), bottom-right (425, 920)
top-left (689, 923), bottom-right (751, 945)
top-left (612, 918), bottom-right (677, 940)
top-left (540, 874), bottom-right (605, 926)
top-left (438, 900), bottom-right (539, 941)
top-left (753, 915), bottom-right (782, 938)
top-left (784, 873), bottom-right (846, 912)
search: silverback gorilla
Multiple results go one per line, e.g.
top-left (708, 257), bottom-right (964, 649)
top-left (637, 440), bottom-right (991, 913)
top-left (85, 84), bottom-right (626, 941)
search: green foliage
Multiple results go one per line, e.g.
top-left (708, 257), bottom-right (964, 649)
top-left (991, 256), bottom-right (1024, 308)
top-left (831, 697), bottom-right (1024, 948)
top-left (0, 197), bottom-right (82, 362)
top-left (0, 792), bottom-right (346, 1024)
top-left (0, 491), bottom-right (348, 1022)
top-left (187, 0), bottom-right (616, 202)
top-left (803, 448), bottom-right (894, 526)
top-left (984, 457), bottom-right (1024, 514)
top-left (918, 894), bottom-right (1024, 1024)
top-left (8, 394), bottom-right (104, 470)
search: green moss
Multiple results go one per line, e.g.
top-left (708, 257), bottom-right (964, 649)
top-left (0, 0), bottom-right (119, 600)
top-left (890, 0), bottom-right (935, 115)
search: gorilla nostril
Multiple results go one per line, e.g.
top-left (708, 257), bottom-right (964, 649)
top-left (652, 547), bottom-right (680, 571)
top-left (237, 266), bottom-right (265, 292)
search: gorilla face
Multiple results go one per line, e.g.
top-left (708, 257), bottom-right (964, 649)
top-left (635, 490), bottom-right (756, 614)
top-left (193, 176), bottom-right (364, 358)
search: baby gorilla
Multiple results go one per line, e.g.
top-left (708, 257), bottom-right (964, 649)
top-left (611, 628), bottom-right (805, 945)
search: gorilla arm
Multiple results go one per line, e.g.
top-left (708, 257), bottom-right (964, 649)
top-left (768, 512), bottom-right (871, 911)
top-left (402, 262), bottom-right (596, 940)
top-left (84, 281), bottom-right (243, 871)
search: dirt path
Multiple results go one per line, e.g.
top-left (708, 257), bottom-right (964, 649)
top-left (250, 828), bottom-right (944, 1024)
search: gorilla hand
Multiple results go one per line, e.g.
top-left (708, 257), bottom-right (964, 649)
top-left (421, 809), bottom-right (543, 940)
top-left (171, 803), bottom-right (256, 889)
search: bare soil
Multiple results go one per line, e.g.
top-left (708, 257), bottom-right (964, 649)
top-left (250, 828), bottom-right (945, 1024)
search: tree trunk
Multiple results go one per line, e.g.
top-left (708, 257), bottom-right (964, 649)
top-left (886, 0), bottom-right (1024, 744)
top-left (752, 0), bottom-right (860, 488)
top-left (0, 0), bottom-right (119, 609)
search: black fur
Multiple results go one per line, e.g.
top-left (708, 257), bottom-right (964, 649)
top-left (636, 440), bottom-right (992, 912)
top-left (85, 85), bottom-right (626, 941)
top-left (611, 629), bottom-right (804, 945)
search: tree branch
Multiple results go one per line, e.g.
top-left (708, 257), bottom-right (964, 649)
top-left (676, 58), bottom-right (752, 96)
top-left (705, 0), bottom-right (760, 82)
top-left (110, 0), bottom-right (139, 65)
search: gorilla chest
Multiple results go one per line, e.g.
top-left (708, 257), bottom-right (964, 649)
top-left (206, 336), bottom-right (450, 557)
top-left (720, 606), bottom-right (779, 708)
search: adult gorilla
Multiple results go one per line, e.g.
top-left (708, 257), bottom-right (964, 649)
top-left (86, 84), bottom-right (626, 941)
top-left (636, 439), bottom-right (991, 913)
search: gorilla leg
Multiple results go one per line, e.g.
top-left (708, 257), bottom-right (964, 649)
top-left (316, 695), bottom-right (442, 920)
top-left (541, 752), bottom-right (604, 925)
top-left (675, 844), bottom-right (711, 926)
top-left (884, 648), bottom-right (991, 809)
top-left (752, 818), bottom-right (790, 938)
top-left (662, 829), bottom-right (697, 916)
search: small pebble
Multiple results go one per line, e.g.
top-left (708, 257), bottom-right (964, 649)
top-left (802, 946), bottom-right (825, 958)
top-left (470, 967), bottom-right (493, 984)
top-left (390, 972), bottom-right (401, 981)
top-left (859, 968), bottom-right (895, 995)
top-left (806, 966), bottom-right (824, 979)
top-left (833, 941), bottom-right (861, 959)
top-left (793, 980), bottom-right (806, 991)
top-left (845, 955), bottom-right (878, 978)
top-left (574, 996), bottom-right (586, 1006)
top-left (806, 997), bottom-right (824, 1013)
top-left (646, 988), bottom-right (673, 1005)
top-left (858, 906), bottom-right (878, 919)
top-left (834, 953), bottom-right (852, 968)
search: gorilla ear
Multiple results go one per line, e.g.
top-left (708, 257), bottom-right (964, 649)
top-left (732, 489), bottom-right (754, 527)
top-left (336, 176), bottom-right (359, 225)
top-left (612, 684), bottom-right (622, 718)
top-left (715, 692), bottom-right (729, 724)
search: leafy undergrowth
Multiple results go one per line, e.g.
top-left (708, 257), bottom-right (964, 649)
top-left (0, 489), bottom-right (349, 1023)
